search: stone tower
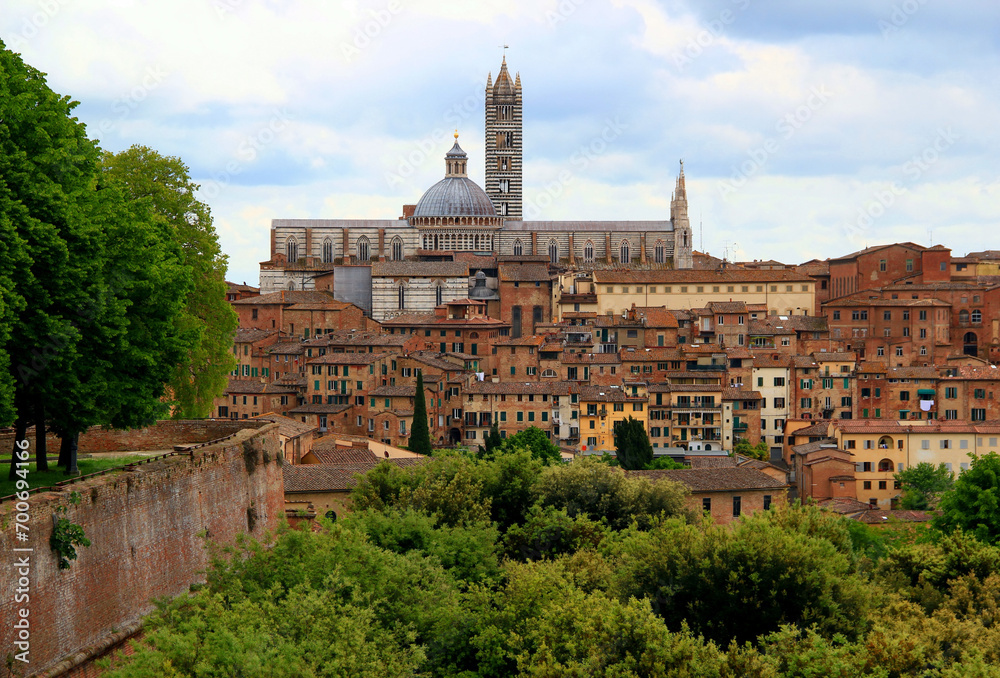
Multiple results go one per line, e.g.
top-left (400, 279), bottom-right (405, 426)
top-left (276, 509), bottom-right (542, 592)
top-left (671, 161), bottom-right (694, 269)
top-left (484, 56), bottom-right (522, 220)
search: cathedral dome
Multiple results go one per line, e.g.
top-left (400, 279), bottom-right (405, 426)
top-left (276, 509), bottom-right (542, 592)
top-left (413, 133), bottom-right (497, 218)
top-left (414, 177), bottom-right (497, 217)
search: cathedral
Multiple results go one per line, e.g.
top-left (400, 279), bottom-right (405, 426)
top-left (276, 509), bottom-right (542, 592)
top-left (259, 57), bottom-right (693, 295)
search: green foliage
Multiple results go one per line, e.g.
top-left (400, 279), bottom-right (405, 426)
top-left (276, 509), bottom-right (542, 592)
top-left (733, 437), bottom-right (770, 461)
top-left (499, 426), bottom-right (561, 465)
top-left (613, 416), bottom-right (653, 470)
top-left (50, 506), bottom-right (91, 570)
top-left (409, 371), bottom-right (432, 456)
top-left (896, 461), bottom-right (954, 510)
top-left (935, 452), bottom-right (1000, 543)
top-left (502, 505), bottom-right (608, 562)
top-left (607, 514), bottom-right (870, 645)
top-left (646, 455), bottom-right (687, 470)
top-left (101, 146), bottom-right (236, 419)
top-left (343, 508), bottom-right (500, 584)
top-left (476, 447), bottom-right (544, 531)
top-left (534, 456), bottom-right (690, 531)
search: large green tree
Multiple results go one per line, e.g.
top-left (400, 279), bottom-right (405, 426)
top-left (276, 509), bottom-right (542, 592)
top-left (101, 145), bottom-right (236, 418)
top-left (501, 426), bottom-right (561, 465)
top-left (895, 461), bottom-right (954, 510)
top-left (409, 371), bottom-right (432, 455)
top-left (613, 416), bottom-right (653, 470)
top-left (935, 452), bottom-right (1000, 543)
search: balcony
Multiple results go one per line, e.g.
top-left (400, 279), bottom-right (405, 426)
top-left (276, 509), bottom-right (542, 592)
top-left (734, 422), bottom-right (749, 433)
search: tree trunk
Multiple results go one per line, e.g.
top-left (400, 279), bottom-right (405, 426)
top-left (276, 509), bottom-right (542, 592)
top-left (6, 417), bottom-right (28, 481)
top-left (35, 401), bottom-right (48, 473)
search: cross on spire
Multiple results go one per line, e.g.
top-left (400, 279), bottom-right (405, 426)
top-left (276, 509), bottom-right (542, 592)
top-left (499, 43), bottom-right (509, 62)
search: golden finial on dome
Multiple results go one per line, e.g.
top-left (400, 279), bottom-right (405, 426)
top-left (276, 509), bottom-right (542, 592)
top-left (454, 129), bottom-right (459, 141)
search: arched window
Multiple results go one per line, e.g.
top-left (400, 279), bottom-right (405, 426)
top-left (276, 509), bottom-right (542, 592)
top-left (548, 240), bottom-right (558, 264)
top-left (877, 458), bottom-right (894, 472)
top-left (287, 281), bottom-right (296, 291)
top-left (683, 232), bottom-right (688, 247)
top-left (960, 310), bottom-right (969, 323)
top-left (584, 240), bottom-right (594, 263)
top-left (620, 240), bottom-right (631, 264)
top-left (322, 238), bottom-right (333, 263)
top-left (972, 309), bottom-right (982, 323)
top-left (391, 236), bottom-right (403, 261)
top-left (654, 240), bottom-right (665, 264)
top-left (541, 368), bottom-right (557, 378)
top-left (513, 239), bottom-right (523, 256)
top-left (286, 237), bottom-right (298, 263)
top-left (435, 283), bottom-right (443, 306)
top-left (398, 283), bottom-right (405, 310)
top-left (356, 236), bottom-right (370, 263)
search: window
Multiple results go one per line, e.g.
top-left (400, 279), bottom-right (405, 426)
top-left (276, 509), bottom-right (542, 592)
top-left (896, 347), bottom-right (903, 357)
top-left (397, 284), bottom-right (405, 310)
top-left (391, 236), bottom-right (403, 261)
top-left (732, 496), bottom-right (742, 517)
top-left (833, 311), bottom-right (841, 320)
top-left (945, 387), bottom-right (957, 399)
top-left (702, 498), bottom-right (711, 513)
top-left (548, 240), bottom-right (558, 264)
top-left (619, 239), bottom-right (631, 263)
top-left (286, 236), bottom-right (298, 263)
top-left (356, 235), bottom-right (370, 262)
top-left (972, 310), bottom-right (982, 323)
top-left (654, 240), bottom-right (665, 264)
top-left (883, 310), bottom-right (892, 321)
top-left (513, 239), bottom-right (523, 256)
top-left (879, 259), bottom-right (887, 272)
top-left (763, 495), bottom-right (772, 510)
top-left (773, 377), bottom-right (785, 386)
top-left (584, 240), bottom-right (594, 263)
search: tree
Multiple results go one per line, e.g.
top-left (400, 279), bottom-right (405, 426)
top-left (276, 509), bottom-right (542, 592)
top-left (478, 421), bottom-right (502, 458)
top-left (895, 462), bottom-right (954, 510)
top-left (101, 146), bottom-right (236, 418)
top-left (645, 456), bottom-right (686, 470)
top-left (409, 371), bottom-right (432, 455)
top-left (733, 437), bottom-right (769, 461)
top-left (935, 452), bottom-right (1000, 543)
top-left (501, 426), bottom-right (561, 464)
top-left (613, 416), bottom-right (653, 470)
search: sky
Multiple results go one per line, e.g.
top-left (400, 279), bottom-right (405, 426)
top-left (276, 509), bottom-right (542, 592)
top-left (3, 0), bottom-right (999, 286)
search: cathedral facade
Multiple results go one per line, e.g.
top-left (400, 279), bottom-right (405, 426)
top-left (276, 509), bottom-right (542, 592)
top-left (259, 58), bottom-right (693, 294)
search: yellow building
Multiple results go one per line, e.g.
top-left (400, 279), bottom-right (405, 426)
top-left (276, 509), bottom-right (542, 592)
top-left (828, 420), bottom-right (1000, 508)
top-left (589, 269), bottom-right (816, 317)
top-left (579, 382), bottom-right (649, 454)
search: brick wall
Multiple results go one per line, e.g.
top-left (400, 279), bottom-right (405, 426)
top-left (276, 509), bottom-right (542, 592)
top-left (0, 422), bottom-right (283, 677)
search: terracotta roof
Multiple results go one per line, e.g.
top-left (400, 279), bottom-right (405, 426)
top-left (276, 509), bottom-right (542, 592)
top-left (309, 332), bottom-right (407, 348)
top-left (561, 352), bottom-right (621, 364)
top-left (886, 366), bottom-right (939, 379)
top-left (493, 335), bottom-right (545, 347)
top-left (791, 422), bottom-right (833, 438)
top-left (628, 468), bottom-right (788, 491)
top-left (632, 307), bottom-right (680, 328)
top-left (722, 388), bottom-right (761, 401)
top-left (269, 342), bottom-right (305, 355)
top-left (305, 447), bottom-right (378, 465)
top-left (235, 328), bottom-right (280, 343)
top-left (707, 301), bottom-right (748, 313)
top-left (828, 242), bottom-right (926, 262)
top-left (283, 465), bottom-right (365, 492)
top-left (499, 263), bottom-right (551, 282)
top-left (942, 365), bottom-right (1000, 380)
top-left (251, 413), bottom-right (316, 437)
top-left (813, 351), bottom-right (857, 362)
top-left (688, 457), bottom-right (738, 469)
top-left (370, 385), bottom-right (417, 397)
top-left (751, 353), bottom-right (793, 368)
top-left (748, 320), bottom-right (796, 336)
top-left (225, 379), bottom-right (299, 394)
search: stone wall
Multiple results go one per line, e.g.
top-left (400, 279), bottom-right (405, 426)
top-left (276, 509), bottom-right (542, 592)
top-left (0, 422), bottom-right (283, 677)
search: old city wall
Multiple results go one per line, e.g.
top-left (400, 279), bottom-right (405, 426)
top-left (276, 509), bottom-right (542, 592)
top-left (0, 419), bottom-right (259, 457)
top-left (0, 421), bottom-right (284, 677)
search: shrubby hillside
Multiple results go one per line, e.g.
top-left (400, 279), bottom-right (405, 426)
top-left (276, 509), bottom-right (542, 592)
top-left (107, 451), bottom-right (1000, 677)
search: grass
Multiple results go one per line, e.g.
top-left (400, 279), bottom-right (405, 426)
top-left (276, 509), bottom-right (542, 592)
top-left (0, 455), bottom-right (150, 499)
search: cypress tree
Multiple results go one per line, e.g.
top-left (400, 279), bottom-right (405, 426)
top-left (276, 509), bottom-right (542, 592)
top-left (409, 370), bottom-right (432, 455)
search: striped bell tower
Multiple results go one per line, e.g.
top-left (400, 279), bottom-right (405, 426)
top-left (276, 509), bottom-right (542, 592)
top-left (485, 55), bottom-right (522, 220)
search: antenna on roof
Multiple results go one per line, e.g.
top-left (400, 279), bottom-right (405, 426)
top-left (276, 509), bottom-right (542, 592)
top-left (699, 211), bottom-right (703, 253)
